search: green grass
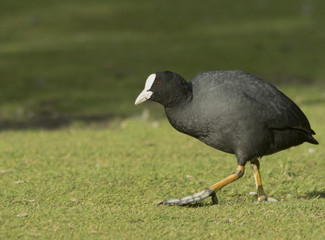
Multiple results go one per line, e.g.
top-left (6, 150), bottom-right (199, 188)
top-left (1, 92), bottom-right (324, 239)
top-left (1, 0), bottom-right (325, 239)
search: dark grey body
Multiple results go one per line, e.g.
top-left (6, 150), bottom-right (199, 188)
top-left (163, 71), bottom-right (317, 165)
top-left (138, 70), bottom-right (318, 205)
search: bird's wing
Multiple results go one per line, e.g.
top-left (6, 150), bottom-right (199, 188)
top-left (238, 77), bottom-right (313, 134)
top-left (191, 71), bottom-right (313, 134)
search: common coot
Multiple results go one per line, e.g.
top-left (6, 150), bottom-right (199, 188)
top-left (135, 70), bottom-right (318, 205)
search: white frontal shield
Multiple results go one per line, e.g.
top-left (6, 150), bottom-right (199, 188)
top-left (135, 73), bottom-right (156, 105)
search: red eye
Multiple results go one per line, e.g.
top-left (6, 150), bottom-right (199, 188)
top-left (156, 81), bottom-right (161, 86)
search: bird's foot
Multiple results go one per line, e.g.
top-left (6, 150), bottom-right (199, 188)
top-left (257, 194), bottom-right (278, 202)
top-left (158, 188), bottom-right (218, 205)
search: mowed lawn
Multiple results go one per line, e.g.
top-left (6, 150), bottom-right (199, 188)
top-left (0, 88), bottom-right (324, 239)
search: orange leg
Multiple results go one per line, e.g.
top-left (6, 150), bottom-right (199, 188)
top-left (209, 165), bottom-right (245, 192)
top-left (159, 165), bottom-right (245, 205)
top-left (251, 159), bottom-right (277, 202)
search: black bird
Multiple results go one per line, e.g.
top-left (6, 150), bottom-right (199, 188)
top-left (135, 70), bottom-right (318, 205)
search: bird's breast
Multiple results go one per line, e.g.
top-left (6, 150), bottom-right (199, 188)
top-left (165, 105), bottom-right (210, 139)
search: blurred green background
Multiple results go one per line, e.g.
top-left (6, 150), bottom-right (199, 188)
top-left (1, 0), bottom-right (324, 129)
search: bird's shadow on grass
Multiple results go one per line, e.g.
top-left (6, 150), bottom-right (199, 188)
top-left (183, 202), bottom-right (211, 208)
top-left (158, 202), bottom-right (212, 208)
top-left (302, 191), bottom-right (325, 199)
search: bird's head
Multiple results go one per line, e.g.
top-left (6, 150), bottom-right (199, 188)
top-left (135, 71), bottom-right (192, 107)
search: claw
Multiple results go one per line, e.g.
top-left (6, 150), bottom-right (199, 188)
top-left (158, 188), bottom-right (214, 205)
top-left (258, 195), bottom-right (278, 202)
top-left (266, 196), bottom-right (278, 202)
top-left (211, 192), bottom-right (218, 205)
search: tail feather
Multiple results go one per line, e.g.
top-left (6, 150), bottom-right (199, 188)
top-left (306, 134), bottom-right (319, 145)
